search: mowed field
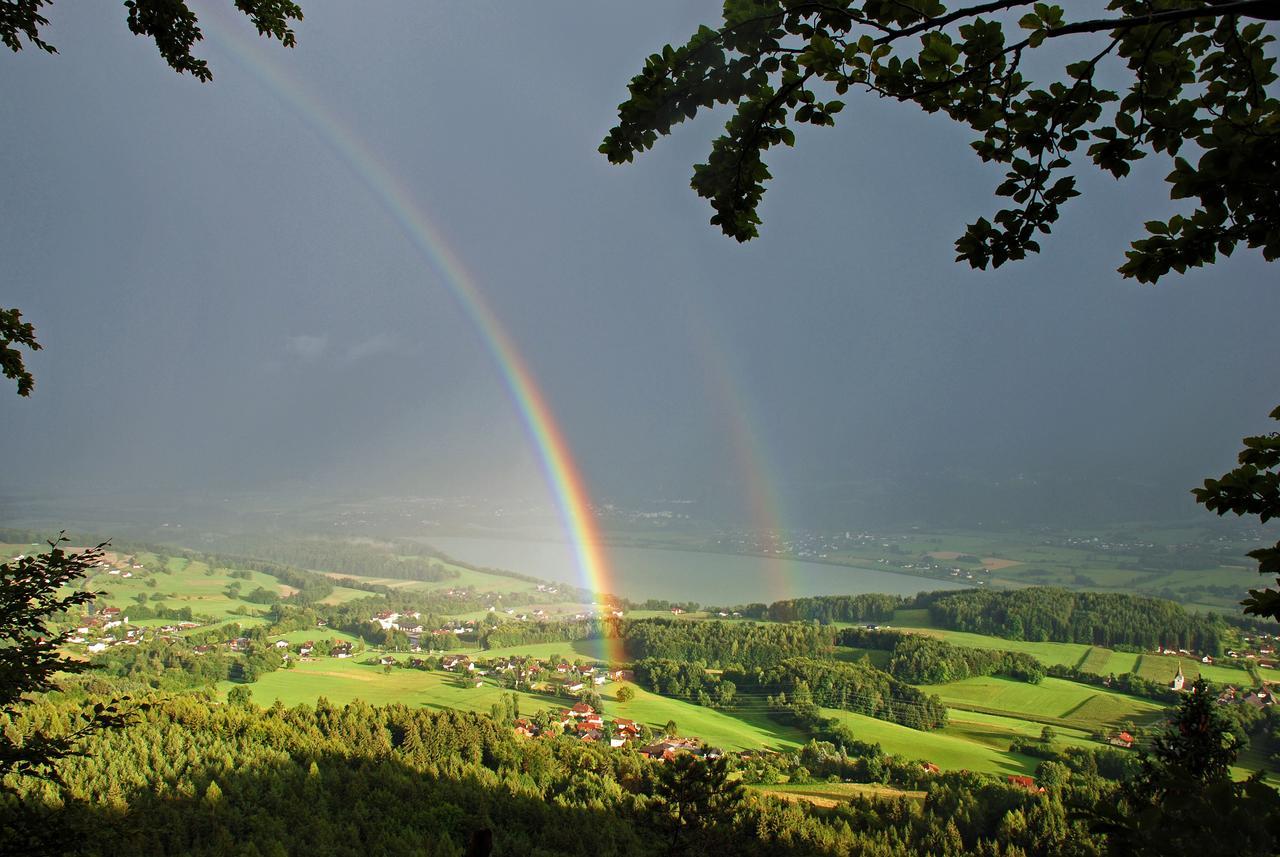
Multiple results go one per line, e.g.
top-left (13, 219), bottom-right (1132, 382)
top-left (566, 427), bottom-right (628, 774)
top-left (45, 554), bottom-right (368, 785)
top-left (889, 611), bottom-right (1094, 667)
top-left (87, 555), bottom-right (286, 621)
top-left (821, 708), bottom-right (1043, 776)
top-left (918, 676), bottom-right (1166, 729)
top-left (751, 782), bottom-right (926, 807)
top-left (230, 657), bottom-right (805, 752)
top-left (1132, 654), bottom-right (1254, 686)
top-left (891, 609), bottom-right (1265, 685)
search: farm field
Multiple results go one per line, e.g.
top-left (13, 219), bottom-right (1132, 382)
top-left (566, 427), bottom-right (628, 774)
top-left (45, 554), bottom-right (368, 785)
top-left (230, 658), bottom-right (804, 751)
top-left (1077, 647), bottom-right (1142, 675)
top-left (889, 609), bottom-right (1259, 685)
top-left (454, 639), bottom-right (613, 661)
top-left (917, 676), bottom-right (1165, 730)
top-left (1133, 653), bottom-right (1252, 686)
top-left (751, 782), bottom-right (926, 808)
top-left (831, 646), bottom-right (891, 669)
top-left (85, 557), bottom-right (285, 622)
top-left (271, 628), bottom-right (365, 646)
top-left (820, 708), bottom-right (1042, 776)
top-left (604, 683), bottom-right (806, 751)
top-left (886, 613), bottom-right (1093, 668)
top-left (943, 710), bottom-right (1096, 752)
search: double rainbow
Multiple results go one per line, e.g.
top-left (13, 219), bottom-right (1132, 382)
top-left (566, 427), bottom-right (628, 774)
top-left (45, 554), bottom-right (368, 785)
top-left (202, 11), bottom-right (625, 661)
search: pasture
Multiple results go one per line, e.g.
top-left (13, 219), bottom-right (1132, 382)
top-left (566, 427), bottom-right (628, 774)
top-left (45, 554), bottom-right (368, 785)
top-left (1132, 653), bottom-right (1249, 686)
top-left (230, 657), bottom-right (804, 751)
top-left (85, 557), bottom-right (283, 622)
top-left (751, 782), bottom-right (926, 807)
top-left (820, 708), bottom-right (1042, 776)
top-left (917, 676), bottom-right (1165, 730)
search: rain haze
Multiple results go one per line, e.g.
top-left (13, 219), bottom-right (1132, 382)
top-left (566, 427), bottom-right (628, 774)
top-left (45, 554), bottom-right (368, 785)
top-left (3, 1), bottom-right (1278, 534)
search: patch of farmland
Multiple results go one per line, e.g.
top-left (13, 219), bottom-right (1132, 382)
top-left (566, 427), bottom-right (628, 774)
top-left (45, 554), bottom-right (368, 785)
top-left (918, 676), bottom-right (1165, 729)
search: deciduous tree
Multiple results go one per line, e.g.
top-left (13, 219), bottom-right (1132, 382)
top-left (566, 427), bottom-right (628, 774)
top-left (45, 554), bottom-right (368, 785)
top-left (1193, 405), bottom-right (1280, 620)
top-left (603, 0), bottom-right (1279, 281)
top-left (0, 535), bottom-right (126, 785)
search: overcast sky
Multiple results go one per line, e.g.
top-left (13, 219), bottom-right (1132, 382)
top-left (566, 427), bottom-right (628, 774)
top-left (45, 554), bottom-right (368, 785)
top-left (2, 2), bottom-right (1277, 529)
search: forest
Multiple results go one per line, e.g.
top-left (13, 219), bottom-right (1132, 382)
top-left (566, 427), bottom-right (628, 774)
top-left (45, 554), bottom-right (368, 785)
top-left (925, 589), bottom-right (1228, 652)
top-left (0, 684), bottom-right (1200, 857)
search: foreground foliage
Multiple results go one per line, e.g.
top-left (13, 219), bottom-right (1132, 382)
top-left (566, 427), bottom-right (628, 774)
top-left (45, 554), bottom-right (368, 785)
top-left (0, 538), bottom-right (125, 784)
top-left (1194, 405), bottom-right (1280, 621)
top-left (0, 690), bottom-right (1113, 857)
top-left (603, 0), bottom-right (1279, 282)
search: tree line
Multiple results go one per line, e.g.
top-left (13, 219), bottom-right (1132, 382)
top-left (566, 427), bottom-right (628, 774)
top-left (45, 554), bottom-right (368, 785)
top-left (924, 588), bottom-right (1228, 653)
top-left (837, 628), bottom-right (1045, 685)
top-left (621, 618), bottom-right (836, 669)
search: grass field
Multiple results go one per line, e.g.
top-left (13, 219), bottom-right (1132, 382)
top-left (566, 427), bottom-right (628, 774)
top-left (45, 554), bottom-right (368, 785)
top-left (820, 708), bottom-right (1042, 776)
top-left (889, 609), bottom-right (1256, 685)
top-left (1131, 654), bottom-right (1250, 686)
top-left (831, 646), bottom-right (892, 669)
top-left (918, 676), bottom-right (1165, 730)
top-left (887, 612), bottom-right (1093, 668)
top-left (229, 658), bottom-right (804, 751)
top-left (944, 710), bottom-right (1095, 752)
top-left (751, 782), bottom-right (925, 807)
top-left (455, 639), bottom-right (613, 661)
top-left (85, 558), bottom-right (282, 622)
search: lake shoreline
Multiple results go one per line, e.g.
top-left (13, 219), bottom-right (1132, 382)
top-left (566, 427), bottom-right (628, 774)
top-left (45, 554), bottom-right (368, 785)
top-left (410, 532), bottom-right (967, 603)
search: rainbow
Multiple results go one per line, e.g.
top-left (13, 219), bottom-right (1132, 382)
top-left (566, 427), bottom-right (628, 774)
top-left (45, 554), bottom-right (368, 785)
top-left (680, 302), bottom-right (792, 605)
top-left (200, 10), bottom-right (625, 661)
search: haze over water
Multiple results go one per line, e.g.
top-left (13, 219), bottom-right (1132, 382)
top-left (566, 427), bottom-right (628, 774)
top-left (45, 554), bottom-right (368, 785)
top-left (424, 534), bottom-right (964, 604)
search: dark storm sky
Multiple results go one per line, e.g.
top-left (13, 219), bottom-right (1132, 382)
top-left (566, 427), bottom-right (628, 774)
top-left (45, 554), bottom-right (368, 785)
top-left (2, 2), bottom-right (1277, 528)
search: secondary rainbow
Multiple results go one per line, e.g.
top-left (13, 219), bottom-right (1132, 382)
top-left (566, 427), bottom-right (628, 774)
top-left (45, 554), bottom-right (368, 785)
top-left (680, 301), bottom-right (794, 605)
top-left (201, 12), bottom-right (624, 659)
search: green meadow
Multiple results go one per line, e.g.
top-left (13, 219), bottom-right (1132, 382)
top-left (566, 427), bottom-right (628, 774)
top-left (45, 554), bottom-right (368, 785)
top-left (86, 558), bottom-right (283, 622)
top-left (821, 708), bottom-right (1042, 776)
top-left (232, 655), bottom-right (803, 752)
top-left (750, 782), bottom-right (926, 807)
top-left (918, 676), bottom-right (1165, 730)
top-left (1133, 653), bottom-right (1252, 686)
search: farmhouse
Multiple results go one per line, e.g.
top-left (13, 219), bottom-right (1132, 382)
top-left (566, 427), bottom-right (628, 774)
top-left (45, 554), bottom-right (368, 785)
top-left (1007, 775), bottom-right (1044, 793)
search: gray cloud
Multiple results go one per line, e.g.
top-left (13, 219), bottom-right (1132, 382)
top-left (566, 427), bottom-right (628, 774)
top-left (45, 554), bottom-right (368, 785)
top-left (286, 335), bottom-right (328, 362)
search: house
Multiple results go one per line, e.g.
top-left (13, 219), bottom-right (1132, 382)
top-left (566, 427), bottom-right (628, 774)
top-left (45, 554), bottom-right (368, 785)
top-left (1109, 731), bottom-right (1135, 749)
top-left (1243, 690), bottom-right (1274, 708)
top-left (569, 703), bottom-right (596, 718)
top-left (513, 719), bottom-right (538, 738)
top-left (1201, 655), bottom-right (1214, 664)
top-left (332, 643), bottom-right (353, 659)
top-left (638, 739), bottom-right (702, 761)
top-left (378, 656), bottom-right (397, 666)
top-left (1007, 775), bottom-right (1044, 792)
top-left (87, 642), bottom-right (109, 654)
top-left (442, 655), bottom-right (471, 672)
top-left (921, 762), bottom-right (941, 775)
top-left (274, 640), bottom-right (289, 649)
top-left (612, 718), bottom-right (642, 744)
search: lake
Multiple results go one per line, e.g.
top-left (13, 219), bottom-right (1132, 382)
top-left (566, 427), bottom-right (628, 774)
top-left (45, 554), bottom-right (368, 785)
top-left (422, 535), bottom-right (964, 605)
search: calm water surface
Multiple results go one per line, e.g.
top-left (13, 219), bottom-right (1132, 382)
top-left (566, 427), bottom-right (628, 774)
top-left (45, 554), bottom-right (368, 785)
top-left (424, 535), bottom-right (963, 604)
